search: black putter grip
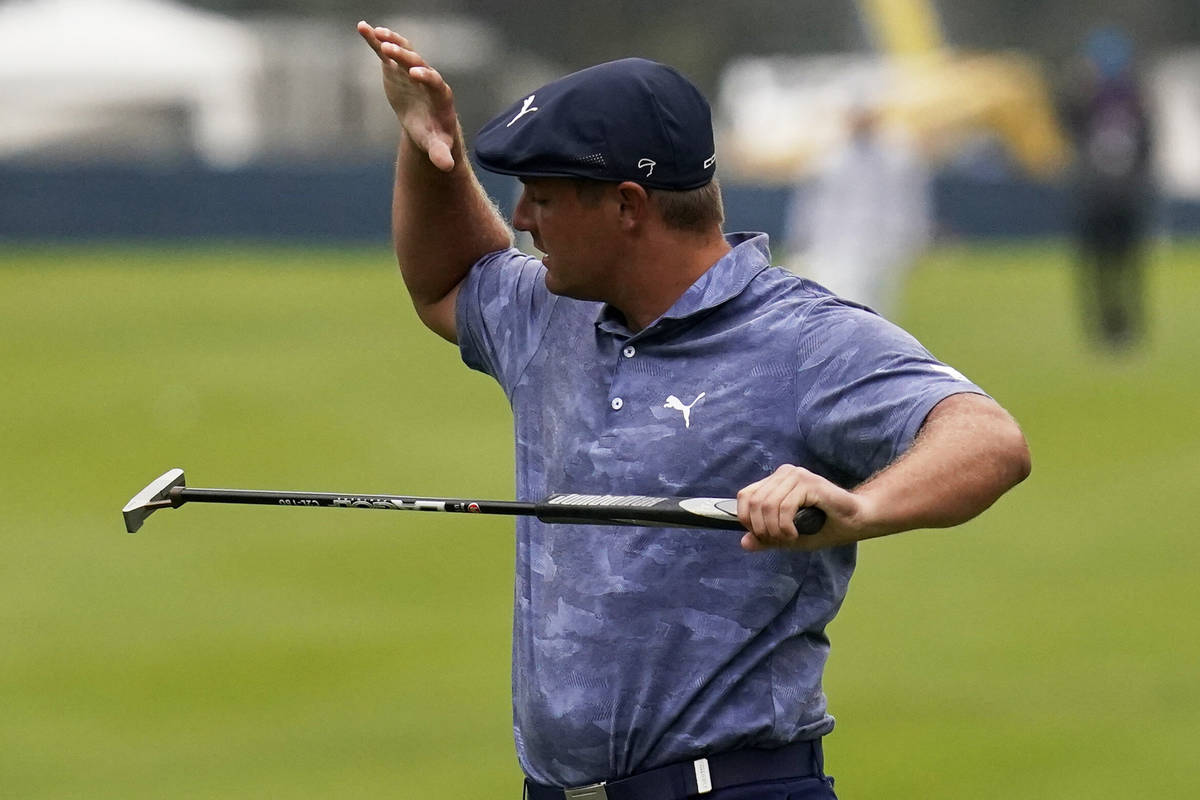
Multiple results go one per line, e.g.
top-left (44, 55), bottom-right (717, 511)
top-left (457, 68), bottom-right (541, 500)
top-left (535, 495), bottom-right (828, 534)
top-left (793, 506), bottom-right (827, 536)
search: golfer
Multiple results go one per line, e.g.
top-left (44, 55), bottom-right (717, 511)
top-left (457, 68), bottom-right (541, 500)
top-left (359, 22), bottom-right (1030, 800)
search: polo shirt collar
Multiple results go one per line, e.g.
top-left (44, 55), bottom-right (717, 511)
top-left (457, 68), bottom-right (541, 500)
top-left (596, 232), bottom-right (772, 336)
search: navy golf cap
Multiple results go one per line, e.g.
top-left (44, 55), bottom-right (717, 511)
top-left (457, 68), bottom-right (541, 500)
top-left (473, 58), bottom-right (716, 190)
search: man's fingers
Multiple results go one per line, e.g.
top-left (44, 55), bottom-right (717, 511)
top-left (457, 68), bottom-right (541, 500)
top-left (356, 21), bottom-right (384, 56)
top-left (740, 468), bottom-right (798, 531)
top-left (374, 26), bottom-right (412, 49)
top-left (740, 530), bottom-right (772, 551)
top-left (380, 41), bottom-right (425, 70)
top-left (759, 482), bottom-right (795, 538)
top-left (369, 24), bottom-right (413, 51)
top-left (772, 479), bottom-right (807, 537)
top-left (376, 28), bottom-right (410, 49)
top-left (359, 22), bottom-right (416, 63)
top-left (408, 65), bottom-right (453, 99)
top-left (735, 477), bottom-right (768, 534)
top-left (737, 465), bottom-right (828, 550)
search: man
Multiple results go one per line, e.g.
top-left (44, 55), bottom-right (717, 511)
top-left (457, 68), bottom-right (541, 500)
top-left (785, 103), bottom-right (932, 319)
top-left (1062, 26), bottom-right (1154, 350)
top-left (358, 21), bottom-right (1030, 800)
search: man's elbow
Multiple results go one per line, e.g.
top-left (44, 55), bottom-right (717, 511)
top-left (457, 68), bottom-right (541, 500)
top-left (413, 293), bottom-right (459, 344)
top-left (932, 393), bottom-right (1031, 489)
top-left (995, 414), bottom-right (1032, 490)
top-left (950, 415), bottom-right (1030, 529)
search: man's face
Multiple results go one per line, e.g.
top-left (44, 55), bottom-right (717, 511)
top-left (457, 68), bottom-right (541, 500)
top-left (512, 178), bottom-right (622, 301)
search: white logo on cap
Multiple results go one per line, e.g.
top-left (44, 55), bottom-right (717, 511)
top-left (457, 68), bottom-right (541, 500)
top-left (507, 95), bottom-right (539, 128)
top-left (703, 154), bottom-right (716, 169)
top-left (638, 158), bottom-right (657, 177)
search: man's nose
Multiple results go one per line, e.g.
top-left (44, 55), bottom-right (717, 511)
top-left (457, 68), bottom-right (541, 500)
top-left (512, 191), bottom-right (533, 232)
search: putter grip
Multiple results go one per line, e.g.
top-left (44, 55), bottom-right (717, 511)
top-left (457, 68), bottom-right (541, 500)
top-left (793, 506), bottom-right (827, 536)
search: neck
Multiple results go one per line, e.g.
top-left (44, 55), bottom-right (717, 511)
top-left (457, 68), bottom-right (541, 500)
top-left (610, 229), bottom-right (732, 332)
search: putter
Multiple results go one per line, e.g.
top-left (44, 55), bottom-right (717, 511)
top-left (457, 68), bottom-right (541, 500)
top-left (122, 469), bottom-right (826, 536)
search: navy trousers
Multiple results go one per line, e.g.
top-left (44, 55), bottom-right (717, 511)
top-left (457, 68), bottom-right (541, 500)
top-left (522, 774), bottom-right (837, 800)
top-left (522, 740), bottom-right (836, 800)
top-left (704, 774), bottom-right (837, 799)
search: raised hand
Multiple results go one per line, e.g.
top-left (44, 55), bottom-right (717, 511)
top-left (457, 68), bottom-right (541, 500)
top-left (357, 21), bottom-right (458, 171)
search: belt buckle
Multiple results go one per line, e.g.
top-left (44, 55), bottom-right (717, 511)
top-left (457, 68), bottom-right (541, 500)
top-left (563, 782), bottom-right (607, 800)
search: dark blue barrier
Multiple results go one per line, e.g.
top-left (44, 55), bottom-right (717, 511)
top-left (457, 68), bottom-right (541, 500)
top-left (933, 174), bottom-right (1070, 238)
top-left (1165, 195), bottom-right (1200, 233)
top-left (0, 164), bottom-right (394, 241)
top-left (1, 163), bottom-right (1195, 242)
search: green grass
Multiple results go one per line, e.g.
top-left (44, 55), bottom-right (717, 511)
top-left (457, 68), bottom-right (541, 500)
top-left (2, 239), bottom-right (1198, 798)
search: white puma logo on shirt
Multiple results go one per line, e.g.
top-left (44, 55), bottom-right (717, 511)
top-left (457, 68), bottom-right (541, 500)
top-left (664, 392), bottom-right (706, 428)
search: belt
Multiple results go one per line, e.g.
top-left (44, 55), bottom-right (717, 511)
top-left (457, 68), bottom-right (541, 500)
top-left (524, 739), bottom-right (823, 800)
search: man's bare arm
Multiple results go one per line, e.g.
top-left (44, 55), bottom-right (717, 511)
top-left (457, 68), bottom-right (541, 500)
top-left (358, 22), bottom-right (513, 343)
top-left (737, 392), bottom-right (1031, 550)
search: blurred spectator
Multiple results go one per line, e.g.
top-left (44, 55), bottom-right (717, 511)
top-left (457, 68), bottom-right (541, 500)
top-left (1062, 26), bottom-right (1154, 350)
top-left (785, 104), bottom-right (932, 319)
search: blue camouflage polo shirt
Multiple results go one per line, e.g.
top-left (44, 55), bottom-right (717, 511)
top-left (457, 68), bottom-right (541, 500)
top-left (456, 232), bottom-right (983, 787)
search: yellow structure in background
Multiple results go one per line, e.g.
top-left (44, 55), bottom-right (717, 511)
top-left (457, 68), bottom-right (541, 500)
top-left (856, 0), bottom-right (1070, 178)
top-left (719, 0), bottom-right (1070, 181)
top-left (858, 0), bottom-right (946, 57)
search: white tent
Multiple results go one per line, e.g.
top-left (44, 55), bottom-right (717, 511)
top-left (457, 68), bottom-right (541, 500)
top-left (1152, 51), bottom-right (1200, 199)
top-left (0, 0), bottom-right (262, 166)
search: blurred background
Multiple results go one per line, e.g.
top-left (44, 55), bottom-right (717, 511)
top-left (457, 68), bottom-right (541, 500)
top-left (4, 0), bottom-right (1200, 240)
top-left (2, 1), bottom-right (1198, 798)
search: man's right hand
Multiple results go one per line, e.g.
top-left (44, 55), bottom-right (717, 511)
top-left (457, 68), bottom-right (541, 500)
top-left (357, 21), bottom-right (457, 172)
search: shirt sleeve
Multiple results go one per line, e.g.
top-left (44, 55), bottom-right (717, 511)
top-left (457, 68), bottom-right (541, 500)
top-left (796, 298), bottom-right (987, 485)
top-left (456, 247), bottom-right (558, 396)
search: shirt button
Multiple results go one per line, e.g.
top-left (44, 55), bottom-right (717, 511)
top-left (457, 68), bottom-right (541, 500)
top-left (622, 345), bottom-right (636, 358)
top-left (611, 397), bottom-right (624, 410)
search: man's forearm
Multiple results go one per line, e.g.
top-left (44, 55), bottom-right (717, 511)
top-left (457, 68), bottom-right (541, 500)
top-left (854, 392), bottom-right (1031, 539)
top-left (392, 126), bottom-right (513, 309)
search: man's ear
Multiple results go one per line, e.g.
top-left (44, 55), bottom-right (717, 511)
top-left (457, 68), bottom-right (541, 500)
top-left (614, 182), bottom-right (650, 230)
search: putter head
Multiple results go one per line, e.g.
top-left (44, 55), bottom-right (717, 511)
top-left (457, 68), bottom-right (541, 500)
top-left (122, 468), bottom-right (186, 533)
